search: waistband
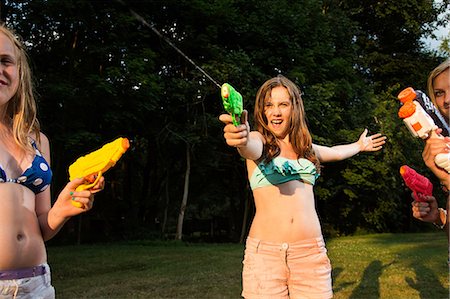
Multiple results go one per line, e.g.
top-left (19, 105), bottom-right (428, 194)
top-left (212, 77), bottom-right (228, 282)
top-left (246, 236), bottom-right (325, 250)
top-left (0, 265), bottom-right (47, 280)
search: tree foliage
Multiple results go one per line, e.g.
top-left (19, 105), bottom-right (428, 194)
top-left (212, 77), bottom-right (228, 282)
top-left (2, 0), bottom-right (448, 243)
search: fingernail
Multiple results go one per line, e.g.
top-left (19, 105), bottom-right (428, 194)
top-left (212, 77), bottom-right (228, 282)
top-left (71, 196), bottom-right (75, 201)
top-left (70, 192), bottom-right (74, 196)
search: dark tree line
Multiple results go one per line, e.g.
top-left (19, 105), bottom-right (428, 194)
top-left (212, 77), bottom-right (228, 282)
top-left (1, 0), bottom-right (448, 244)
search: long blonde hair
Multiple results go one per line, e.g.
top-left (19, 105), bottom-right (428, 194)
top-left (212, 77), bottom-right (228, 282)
top-left (253, 75), bottom-right (320, 170)
top-left (0, 24), bottom-right (40, 153)
top-left (427, 59), bottom-right (450, 109)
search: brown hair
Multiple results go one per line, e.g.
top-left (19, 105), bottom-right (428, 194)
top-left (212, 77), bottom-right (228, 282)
top-left (253, 75), bottom-right (320, 170)
top-left (0, 24), bottom-right (40, 153)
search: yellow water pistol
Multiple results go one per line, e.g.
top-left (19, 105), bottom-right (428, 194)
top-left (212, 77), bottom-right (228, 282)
top-left (69, 137), bottom-right (130, 207)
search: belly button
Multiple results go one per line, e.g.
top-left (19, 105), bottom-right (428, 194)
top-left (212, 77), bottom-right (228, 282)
top-left (17, 234), bottom-right (24, 241)
top-left (290, 218), bottom-right (294, 223)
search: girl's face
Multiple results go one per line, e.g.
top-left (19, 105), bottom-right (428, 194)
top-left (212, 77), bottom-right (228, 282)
top-left (0, 32), bottom-right (19, 109)
top-left (433, 69), bottom-right (450, 121)
top-left (264, 86), bottom-right (292, 138)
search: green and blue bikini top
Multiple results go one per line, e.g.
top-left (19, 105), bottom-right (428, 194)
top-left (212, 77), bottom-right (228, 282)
top-left (249, 156), bottom-right (319, 190)
top-left (0, 140), bottom-right (52, 194)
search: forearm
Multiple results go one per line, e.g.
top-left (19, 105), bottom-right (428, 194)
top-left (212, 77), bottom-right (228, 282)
top-left (237, 131), bottom-right (264, 161)
top-left (314, 142), bottom-right (361, 163)
top-left (329, 142), bottom-right (361, 161)
top-left (38, 209), bottom-right (70, 241)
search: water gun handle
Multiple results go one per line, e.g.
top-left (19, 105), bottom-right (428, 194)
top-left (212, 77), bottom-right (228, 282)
top-left (400, 165), bottom-right (433, 202)
top-left (428, 130), bottom-right (450, 172)
top-left (69, 137), bottom-right (130, 208)
top-left (221, 83), bottom-right (243, 126)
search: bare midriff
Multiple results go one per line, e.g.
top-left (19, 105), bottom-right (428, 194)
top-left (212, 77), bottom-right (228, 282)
top-left (0, 183), bottom-right (46, 270)
top-left (249, 180), bottom-right (322, 243)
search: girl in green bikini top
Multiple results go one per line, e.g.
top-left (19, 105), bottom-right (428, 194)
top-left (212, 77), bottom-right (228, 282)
top-left (219, 75), bottom-right (386, 299)
top-left (249, 156), bottom-right (319, 190)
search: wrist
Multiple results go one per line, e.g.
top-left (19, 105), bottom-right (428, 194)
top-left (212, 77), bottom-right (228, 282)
top-left (48, 206), bottom-right (70, 225)
top-left (433, 208), bottom-right (447, 229)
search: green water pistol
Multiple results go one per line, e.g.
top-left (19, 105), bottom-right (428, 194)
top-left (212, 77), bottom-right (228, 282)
top-left (221, 83), bottom-right (243, 126)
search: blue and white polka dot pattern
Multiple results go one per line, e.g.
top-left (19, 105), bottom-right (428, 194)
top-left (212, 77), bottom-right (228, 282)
top-left (0, 141), bottom-right (52, 194)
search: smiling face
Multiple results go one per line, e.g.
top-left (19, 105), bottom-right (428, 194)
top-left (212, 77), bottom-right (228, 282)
top-left (263, 86), bottom-right (292, 138)
top-left (0, 31), bottom-right (19, 111)
top-left (432, 68), bottom-right (450, 122)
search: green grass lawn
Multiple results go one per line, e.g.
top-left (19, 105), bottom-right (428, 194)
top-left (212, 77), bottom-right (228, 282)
top-left (48, 232), bottom-right (449, 298)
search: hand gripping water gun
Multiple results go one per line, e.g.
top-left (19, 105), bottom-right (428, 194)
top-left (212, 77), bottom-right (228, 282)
top-left (69, 137), bottom-right (130, 207)
top-left (221, 83), bottom-right (243, 126)
top-left (397, 87), bottom-right (450, 172)
top-left (400, 165), bottom-right (433, 202)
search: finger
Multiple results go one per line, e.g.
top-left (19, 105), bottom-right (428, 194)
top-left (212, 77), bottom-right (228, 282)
top-left (91, 177), bottom-right (105, 193)
top-left (373, 138), bottom-right (386, 144)
top-left (224, 130), bottom-right (248, 140)
top-left (226, 138), bottom-right (248, 147)
top-left (224, 131), bottom-right (248, 148)
top-left (372, 135), bottom-right (387, 142)
top-left (71, 196), bottom-right (88, 209)
top-left (223, 122), bottom-right (247, 133)
top-left (72, 195), bottom-right (94, 210)
top-left (219, 114), bottom-right (233, 124)
top-left (368, 133), bottom-right (382, 139)
top-left (368, 146), bottom-right (383, 151)
top-left (90, 187), bottom-right (103, 194)
top-left (422, 195), bottom-right (435, 203)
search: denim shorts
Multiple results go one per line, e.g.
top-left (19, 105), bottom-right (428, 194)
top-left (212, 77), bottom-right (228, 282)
top-left (242, 236), bottom-right (332, 299)
top-left (0, 263), bottom-right (55, 299)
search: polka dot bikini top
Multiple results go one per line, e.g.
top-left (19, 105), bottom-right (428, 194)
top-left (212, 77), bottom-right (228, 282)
top-left (0, 140), bottom-right (52, 194)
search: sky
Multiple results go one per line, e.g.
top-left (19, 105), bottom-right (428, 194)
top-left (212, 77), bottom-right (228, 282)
top-left (421, 0), bottom-right (450, 51)
top-left (422, 24), bottom-right (450, 51)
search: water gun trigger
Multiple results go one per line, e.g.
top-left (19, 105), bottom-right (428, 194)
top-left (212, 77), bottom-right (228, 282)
top-left (69, 171), bottom-right (103, 208)
top-left (76, 171), bottom-right (103, 191)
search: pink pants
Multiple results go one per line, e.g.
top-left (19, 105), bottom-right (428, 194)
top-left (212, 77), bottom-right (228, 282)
top-left (242, 236), bottom-right (332, 299)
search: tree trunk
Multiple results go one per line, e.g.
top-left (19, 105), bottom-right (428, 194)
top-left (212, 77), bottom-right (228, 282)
top-left (161, 169), bottom-right (170, 237)
top-left (175, 143), bottom-right (190, 240)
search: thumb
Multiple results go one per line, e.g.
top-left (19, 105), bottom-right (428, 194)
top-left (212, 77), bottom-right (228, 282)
top-left (240, 110), bottom-right (248, 125)
top-left (66, 177), bottom-right (85, 191)
top-left (361, 128), bottom-right (368, 138)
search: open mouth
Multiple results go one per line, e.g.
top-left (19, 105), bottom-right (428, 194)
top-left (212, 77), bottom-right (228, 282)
top-left (270, 119), bottom-right (283, 130)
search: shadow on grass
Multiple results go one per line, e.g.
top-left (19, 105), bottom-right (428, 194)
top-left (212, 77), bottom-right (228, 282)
top-left (405, 262), bottom-right (448, 299)
top-left (348, 260), bottom-right (395, 299)
top-left (332, 267), bottom-right (355, 293)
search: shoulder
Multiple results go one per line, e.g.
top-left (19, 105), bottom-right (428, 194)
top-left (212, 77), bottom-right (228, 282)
top-left (39, 132), bottom-right (49, 143)
top-left (31, 132), bottom-right (49, 149)
top-left (36, 132), bottom-right (51, 162)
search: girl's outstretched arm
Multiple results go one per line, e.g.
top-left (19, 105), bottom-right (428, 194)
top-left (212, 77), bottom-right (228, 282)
top-left (313, 129), bottom-right (386, 163)
top-left (219, 110), bottom-right (264, 161)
